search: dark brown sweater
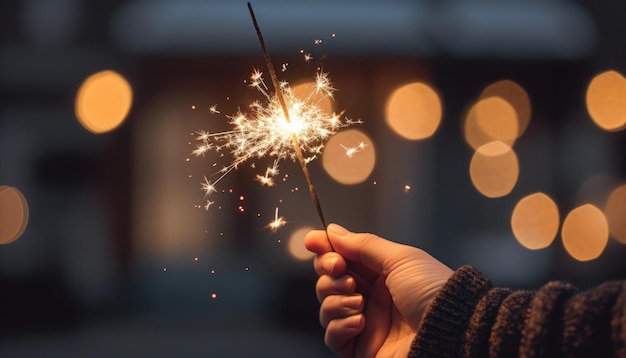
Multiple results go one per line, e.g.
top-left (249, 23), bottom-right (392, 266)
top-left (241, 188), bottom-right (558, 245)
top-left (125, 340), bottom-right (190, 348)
top-left (409, 266), bottom-right (626, 357)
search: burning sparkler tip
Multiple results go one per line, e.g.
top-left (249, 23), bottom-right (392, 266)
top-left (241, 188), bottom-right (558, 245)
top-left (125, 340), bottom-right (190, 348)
top-left (189, 3), bottom-right (362, 248)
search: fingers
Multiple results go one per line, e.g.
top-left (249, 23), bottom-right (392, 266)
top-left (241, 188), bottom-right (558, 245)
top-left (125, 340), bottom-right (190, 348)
top-left (314, 271), bottom-right (365, 356)
top-left (310, 232), bottom-right (379, 295)
top-left (316, 274), bottom-right (355, 303)
top-left (319, 294), bottom-right (363, 328)
top-left (325, 314), bottom-right (365, 356)
top-left (313, 252), bottom-right (348, 277)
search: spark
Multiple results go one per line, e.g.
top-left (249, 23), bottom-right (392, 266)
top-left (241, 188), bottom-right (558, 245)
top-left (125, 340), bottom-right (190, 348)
top-left (267, 159), bottom-right (279, 176)
top-left (255, 159), bottom-right (280, 186)
top-left (192, 69), bottom-right (355, 207)
top-left (313, 72), bottom-right (335, 99)
top-left (255, 174), bottom-right (275, 187)
top-left (340, 144), bottom-right (358, 158)
top-left (249, 69), bottom-right (269, 96)
top-left (192, 143), bottom-right (211, 157)
top-left (340, 141), bottom-right (367, 158)
top-left (267, 207), bottom-right (287, 232)
top-left (209, 105), bottom-right (220, 114)
top-left (201, 176), bottom-right (217, 197)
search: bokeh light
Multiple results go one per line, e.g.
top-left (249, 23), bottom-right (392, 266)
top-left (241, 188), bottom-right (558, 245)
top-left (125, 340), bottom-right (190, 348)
top-left (561, 204), bottom-right (609, 261)
top-left (511, 192), bottom-right (559, 250)
top-left (480, 79), bottom-right (531, 137)
top-left (384, 82), bottom-right (442, 140)
top-left (0, 186), bottom-right (29, 244)
top-left (75, 70), bottom-right (133, 134)
top-left (464, 97), bottom-right (519, 150)
top-left (469, 141), bottom-right (519, 198)
top-left (586, 70), bottom-right (626, 131)
top-left (322, 129), bottom-right (375, 185)
top-left (605, 184), bottom-right (626, 244)
top-left (288, 226), bottom-right (315, 261)
top-left (292, 80), bottom-right (334, 115)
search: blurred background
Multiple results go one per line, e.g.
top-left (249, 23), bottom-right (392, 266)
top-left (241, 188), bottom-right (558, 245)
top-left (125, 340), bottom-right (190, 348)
top-left (1, 0), bottom-right (626, 356)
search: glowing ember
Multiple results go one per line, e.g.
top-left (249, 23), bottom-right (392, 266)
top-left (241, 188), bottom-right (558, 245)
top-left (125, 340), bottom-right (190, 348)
top-left (267, 207), bottom-right (287, 232)
top-left (191, 57), bottom-right (360, 216)
top-left (340, 141), bottom-right (367, 158)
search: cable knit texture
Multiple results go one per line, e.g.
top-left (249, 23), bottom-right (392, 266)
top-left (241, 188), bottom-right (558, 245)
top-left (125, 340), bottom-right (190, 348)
top-left (410, 265), bottom-right (491, 357)
top-left (408, 266), bottom-right (626, 358)
top-left (464, 288), bottom-right (512, 357)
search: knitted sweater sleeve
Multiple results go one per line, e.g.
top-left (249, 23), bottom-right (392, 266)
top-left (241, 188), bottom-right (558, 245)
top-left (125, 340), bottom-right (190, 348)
top-left (408, 265), bottom-right (626, 358)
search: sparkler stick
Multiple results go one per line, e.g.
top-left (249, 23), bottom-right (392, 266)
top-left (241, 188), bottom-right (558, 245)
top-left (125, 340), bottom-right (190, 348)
top-left (192, 4), bottom-right (361, 250)
top-left (247, 3), bottom-right (331, 241)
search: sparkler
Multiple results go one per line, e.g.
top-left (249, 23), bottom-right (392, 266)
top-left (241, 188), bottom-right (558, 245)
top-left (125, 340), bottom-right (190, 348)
top-left (191, 3), bottom-right (360, 241)
top-left (246, 2), bottom-right (329, 232)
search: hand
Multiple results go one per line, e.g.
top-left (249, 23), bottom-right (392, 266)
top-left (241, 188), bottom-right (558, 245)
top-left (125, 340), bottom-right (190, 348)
top-left (305, 224), bottom-right (453, 358)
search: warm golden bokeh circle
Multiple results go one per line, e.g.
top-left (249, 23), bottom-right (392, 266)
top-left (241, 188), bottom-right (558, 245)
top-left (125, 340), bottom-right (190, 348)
top-left (465, 97), bottom-right (519, 150)
top-left (605, 184), bottom-right (626, 244)
top-left (480, 80), bottom-right (531, 137)
top-left (511, 192), bottom-right (560, 250)
top-left (561, 204), bottom-right (609, 261)
top-left (385, 82), bottom-right (442, 140)
top-left (0, 186), bottom-right (29, 244)
top-left (322, 129), bottom-right (375, 185)
top-left (288, 226), bottom-right (315, 261)
top-left (586, 70), bottom-right (626, 132)
top-left (292, 80), bottom-right (334, 115)
top-left (75, 70), bottom-right (133, 134)
top-left (469, 141), bottom-right (519, 198)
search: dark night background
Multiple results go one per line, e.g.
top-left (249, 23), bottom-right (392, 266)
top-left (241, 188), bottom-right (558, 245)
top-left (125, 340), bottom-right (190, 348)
top-left (1, 1), bottom-right (625, 357)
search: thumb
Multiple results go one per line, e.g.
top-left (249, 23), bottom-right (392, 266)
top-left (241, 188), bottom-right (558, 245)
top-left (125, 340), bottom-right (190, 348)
top-left (326, 223), bottom-right (408, 276)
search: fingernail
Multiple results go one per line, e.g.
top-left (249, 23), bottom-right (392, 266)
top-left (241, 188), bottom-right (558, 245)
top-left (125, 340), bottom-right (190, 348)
top-left (323, 257), bottom-right (338, 273)
top-left (343, 295), bottom-right (363, 310)
top-left (328, 223), bottom-right (348, 236)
